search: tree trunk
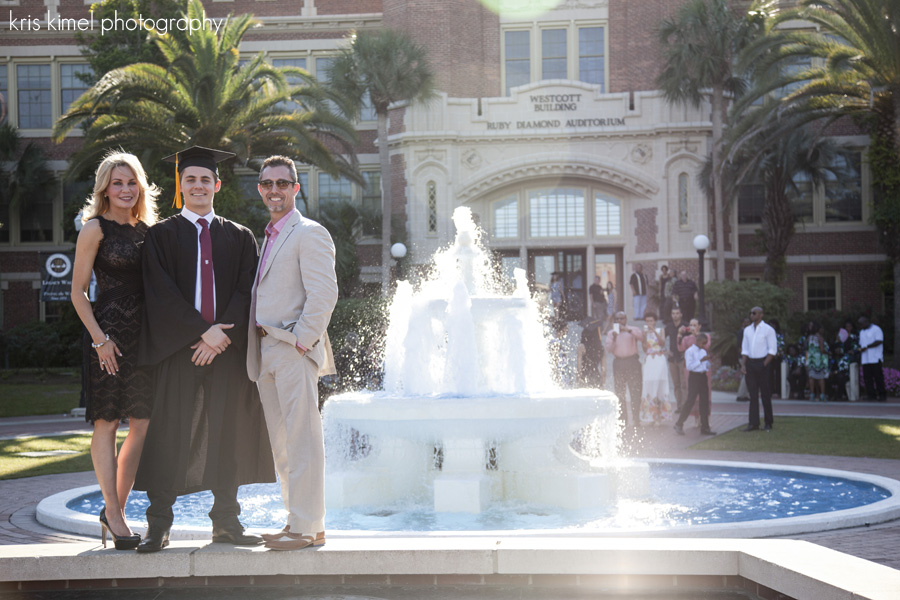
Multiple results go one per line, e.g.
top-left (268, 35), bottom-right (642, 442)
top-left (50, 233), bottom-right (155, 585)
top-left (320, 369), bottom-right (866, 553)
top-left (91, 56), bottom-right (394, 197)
top-left (711, 86), bottom-right (726, 282)
top-left (762, 184), bottom-right (794, 286)
top-left (378, 110), bottom-right (392, 296)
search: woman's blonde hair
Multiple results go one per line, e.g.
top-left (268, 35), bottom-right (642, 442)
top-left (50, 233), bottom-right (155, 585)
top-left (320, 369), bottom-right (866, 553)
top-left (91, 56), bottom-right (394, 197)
top-left (82, 151), bottom-right (160, 225)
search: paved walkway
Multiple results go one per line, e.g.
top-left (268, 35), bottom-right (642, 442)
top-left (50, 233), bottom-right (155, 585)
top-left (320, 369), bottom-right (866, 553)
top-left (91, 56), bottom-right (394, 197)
top-left (2, 394), bottom-right (899, 571)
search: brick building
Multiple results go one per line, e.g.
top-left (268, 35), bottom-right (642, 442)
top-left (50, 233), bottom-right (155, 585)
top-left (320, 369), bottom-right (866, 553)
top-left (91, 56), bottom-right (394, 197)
top-left (0, 0), bottom-right (886, 331)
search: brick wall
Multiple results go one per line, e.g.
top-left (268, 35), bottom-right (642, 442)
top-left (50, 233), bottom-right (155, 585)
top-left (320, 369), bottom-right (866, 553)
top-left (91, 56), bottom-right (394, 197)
top-left (634, 207), bottom-right (658, 253)
top-left (739, 230), bottom-right (882, 257)
top-left (383, 0), bottom-right (500, 98)
top-left (608, 0), bottom-right (681, 94)
top-left (2, 283), bottom-right (39, 329)
top-left (740, 262), bottom-right (884, 315)
top-left (316, 0), bottom-right (383, 15)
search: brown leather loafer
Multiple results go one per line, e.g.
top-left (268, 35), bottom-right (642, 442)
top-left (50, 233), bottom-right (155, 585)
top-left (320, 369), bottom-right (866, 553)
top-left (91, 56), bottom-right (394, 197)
top-left (265, 531), bottom-right (325, 551)
top-left (261, 525), bottom-right (290, 543)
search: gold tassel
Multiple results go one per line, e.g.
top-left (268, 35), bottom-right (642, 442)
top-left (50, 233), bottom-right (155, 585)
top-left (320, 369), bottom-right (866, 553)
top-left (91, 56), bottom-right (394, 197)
top-left (172, 153), bottom-right (182, 209)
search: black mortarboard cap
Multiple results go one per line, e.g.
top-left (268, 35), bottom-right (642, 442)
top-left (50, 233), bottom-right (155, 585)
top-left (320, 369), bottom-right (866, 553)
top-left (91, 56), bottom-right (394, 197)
top-left (162, 146), bottom-right (236, 208)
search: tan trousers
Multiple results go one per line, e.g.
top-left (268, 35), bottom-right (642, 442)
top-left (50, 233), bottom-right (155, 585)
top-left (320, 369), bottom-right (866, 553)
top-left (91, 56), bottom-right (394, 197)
top-left (256, 336), bottom-right (325, 533)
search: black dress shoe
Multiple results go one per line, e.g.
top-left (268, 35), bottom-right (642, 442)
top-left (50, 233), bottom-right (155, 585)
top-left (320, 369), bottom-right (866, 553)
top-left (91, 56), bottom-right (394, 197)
top-left (762, 424), bottom-right (772, 431)
top-left (137, 524), bottom-right (170, 553)
top-left (700, 429), bottom-right (716, 435)
top-left (211, 519), bottom-right (263, 545)
top-left (741, 425), bottom-right (760, 432)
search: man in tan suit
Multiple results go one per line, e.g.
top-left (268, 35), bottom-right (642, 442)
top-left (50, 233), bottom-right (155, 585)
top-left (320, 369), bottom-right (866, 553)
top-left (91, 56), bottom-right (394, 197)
top-left (247, 156), bottom-right (338, 550)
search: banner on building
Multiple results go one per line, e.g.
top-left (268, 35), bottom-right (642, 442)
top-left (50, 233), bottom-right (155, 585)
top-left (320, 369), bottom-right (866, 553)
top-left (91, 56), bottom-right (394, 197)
top-left (40, 252), bottom-right (75, 302)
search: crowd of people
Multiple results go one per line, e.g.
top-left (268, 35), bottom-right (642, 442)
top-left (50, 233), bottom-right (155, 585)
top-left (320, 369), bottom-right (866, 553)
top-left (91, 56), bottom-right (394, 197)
top-left (563, 262), bottom-right (891, 438)
top-left (72, 147), bottom-right (338, 552)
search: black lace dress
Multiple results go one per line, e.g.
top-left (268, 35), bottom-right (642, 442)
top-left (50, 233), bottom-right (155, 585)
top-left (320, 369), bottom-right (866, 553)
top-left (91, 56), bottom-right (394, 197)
top-left (83, 217), bottom-right (153, 423)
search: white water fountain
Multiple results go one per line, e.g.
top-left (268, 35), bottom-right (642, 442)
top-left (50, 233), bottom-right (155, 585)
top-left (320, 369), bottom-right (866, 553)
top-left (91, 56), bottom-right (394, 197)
top-left (324, 207), bottom-right (644, 514)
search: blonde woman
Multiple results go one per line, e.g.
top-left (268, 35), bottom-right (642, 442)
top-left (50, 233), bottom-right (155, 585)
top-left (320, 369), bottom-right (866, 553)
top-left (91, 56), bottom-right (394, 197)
top-left (71, 152), bottom-right (159, 550)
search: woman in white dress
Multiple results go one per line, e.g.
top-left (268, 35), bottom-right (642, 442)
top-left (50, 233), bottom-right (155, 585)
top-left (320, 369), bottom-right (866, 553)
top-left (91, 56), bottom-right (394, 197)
top-left (639, 312), bottom-right (673, 424)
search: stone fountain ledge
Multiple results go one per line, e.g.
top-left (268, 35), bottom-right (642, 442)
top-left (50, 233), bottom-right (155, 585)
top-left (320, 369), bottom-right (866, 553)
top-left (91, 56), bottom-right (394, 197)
top-left (35, 459), bottom-right (900, 540)
top-left (1, 537), bottom-right (899, 600)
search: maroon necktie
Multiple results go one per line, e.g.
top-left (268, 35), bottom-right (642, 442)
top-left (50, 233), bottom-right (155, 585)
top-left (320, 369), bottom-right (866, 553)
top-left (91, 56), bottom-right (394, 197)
top-left (198, 218), bottom-right (215, 324)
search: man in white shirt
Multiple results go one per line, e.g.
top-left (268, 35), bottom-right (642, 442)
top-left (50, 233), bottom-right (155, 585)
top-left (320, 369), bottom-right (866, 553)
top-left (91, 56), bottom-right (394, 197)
top-left (740, 306), bottom-right (778, 431)
top-left (858, 316), bottom-right (887, 402)
top-left (673, 333), bottom-right (715, 436)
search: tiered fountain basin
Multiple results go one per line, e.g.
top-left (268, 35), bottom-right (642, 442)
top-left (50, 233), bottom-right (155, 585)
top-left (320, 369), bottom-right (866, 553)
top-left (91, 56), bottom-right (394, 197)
top-left (323, 389), bottom-right (633, 513)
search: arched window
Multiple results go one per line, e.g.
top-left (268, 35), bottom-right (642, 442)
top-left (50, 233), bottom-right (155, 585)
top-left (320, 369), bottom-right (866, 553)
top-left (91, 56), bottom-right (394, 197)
top-left (678, 173), bottom-right (689, 228)
top-left (427, 181), bottom-right (438, 234)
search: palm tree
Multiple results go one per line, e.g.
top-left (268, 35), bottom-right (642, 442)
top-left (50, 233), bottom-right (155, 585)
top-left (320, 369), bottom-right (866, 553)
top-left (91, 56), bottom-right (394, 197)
top-left (329, 29), bottom-right (436, 294)
top-left (734, 0), bottom-right (900, 364)
top-left (0, 124), bottom-right (58, 222)
top-left (53, 0), bottom-right (360, 187)
top-left (657, 0), bottom-right (768, 282)
top-left (728, 116), bottom-right (846, 284)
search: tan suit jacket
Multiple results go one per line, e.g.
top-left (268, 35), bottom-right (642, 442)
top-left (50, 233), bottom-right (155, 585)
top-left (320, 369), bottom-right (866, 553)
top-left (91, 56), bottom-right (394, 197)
top-left (247, 210), bottom-right (337, 379)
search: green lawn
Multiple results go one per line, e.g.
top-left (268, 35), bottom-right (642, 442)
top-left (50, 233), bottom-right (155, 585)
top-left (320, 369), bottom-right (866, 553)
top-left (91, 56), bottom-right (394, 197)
top-left (692, 416), bottom-right (900, 459)
top-left (0, 369), bottom-right (81, 417)
top-left (0, 432), bottom-right (126, 480)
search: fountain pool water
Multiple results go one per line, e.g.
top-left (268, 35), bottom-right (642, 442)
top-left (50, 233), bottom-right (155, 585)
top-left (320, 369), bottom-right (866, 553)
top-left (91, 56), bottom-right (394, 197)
top-left (49, 460), bottom-right (896, 538)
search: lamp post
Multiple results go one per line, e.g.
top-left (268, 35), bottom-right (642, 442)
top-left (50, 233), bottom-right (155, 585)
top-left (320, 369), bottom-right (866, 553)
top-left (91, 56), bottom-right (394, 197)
top-left (693, 234), bottom-right (710, 324)
top-left (390, 242), bottom-right (407, 282)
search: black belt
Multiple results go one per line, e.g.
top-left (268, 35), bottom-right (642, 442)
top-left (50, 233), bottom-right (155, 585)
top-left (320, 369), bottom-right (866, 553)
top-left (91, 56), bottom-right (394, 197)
top-left (747, 357), bottom-right (767, 362)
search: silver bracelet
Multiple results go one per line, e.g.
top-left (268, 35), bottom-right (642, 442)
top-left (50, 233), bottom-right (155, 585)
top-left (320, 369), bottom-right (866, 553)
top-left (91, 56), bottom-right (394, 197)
top-left (91, 334), bottom-right (109, 349)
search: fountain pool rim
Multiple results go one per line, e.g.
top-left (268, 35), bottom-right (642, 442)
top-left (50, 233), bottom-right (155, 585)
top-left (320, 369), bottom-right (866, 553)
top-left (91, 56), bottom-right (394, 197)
top-left (37, 458), bottom-right (900, 540)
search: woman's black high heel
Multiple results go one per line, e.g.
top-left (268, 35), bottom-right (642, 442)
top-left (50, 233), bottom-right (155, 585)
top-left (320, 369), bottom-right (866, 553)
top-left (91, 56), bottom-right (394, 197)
top-left (99, 507), bottom-right (141, 550)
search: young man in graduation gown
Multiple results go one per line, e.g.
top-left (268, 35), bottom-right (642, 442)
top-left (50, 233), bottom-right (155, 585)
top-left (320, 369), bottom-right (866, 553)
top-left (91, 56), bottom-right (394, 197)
top-left (134, 146), bottom-right (275, 553)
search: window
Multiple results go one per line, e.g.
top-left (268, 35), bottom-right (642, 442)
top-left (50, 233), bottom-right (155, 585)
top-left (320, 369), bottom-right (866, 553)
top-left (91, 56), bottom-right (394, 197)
top-left (678, 173), bottom-right (690, 228)
top-left (17, 64), bottom-right (51, 129)
top-left (314, 57), bottom-right (341, 116)
top-left (790, 171), bottom-right (814, 223)
top-left (0, 195), bottom-right (10, 243)
top-left (738, 183), bottom-right (764, 225)
top-left (594, 193), bottom-right (621, 236)
top-left (578, 27), bottom-right (604, 88)
top-left (0, 65), bottom-right (7, 124)
top-left (317, 172), bottom-right (352, 205)
top-left (19, 195), bottom-right (54, 242)
top-left (541, 29), bottom-right (567, 80)
top-left (825, 152), bottom-right (862, 222)
top-left (362, 171), bottom-right (382, 213)
top-left (272, 58), bottom-right (307, 113)
top-left (360, 91), bottom-right (376, 122)
top-left (493, 195), bottom-right (518, 238)
top-left (777, 56), bottom-right (812, 99)
top-left (504, 30), bottom-right (530, 95)
top-left (60, 63), bottom-right (91, 115)
top-left (528, 188), bottom-right (584, 237)
top-left (295, 171), bottom-right (309, 210)
top-left (805, 274), bottom-right (840, 311)
top-left (504, 24), bottom-right (606, 94)
top-left (426, 180), bottom-right (437, 234)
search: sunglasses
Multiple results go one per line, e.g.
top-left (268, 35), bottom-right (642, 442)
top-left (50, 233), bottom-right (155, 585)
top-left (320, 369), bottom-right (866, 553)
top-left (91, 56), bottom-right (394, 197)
top-left (258, 179), bottom-right (296, 190)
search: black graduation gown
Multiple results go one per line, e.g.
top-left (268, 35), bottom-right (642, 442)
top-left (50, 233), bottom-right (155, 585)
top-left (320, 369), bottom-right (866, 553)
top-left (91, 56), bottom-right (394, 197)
top-left (134, 214), bottom-right (275, 494)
